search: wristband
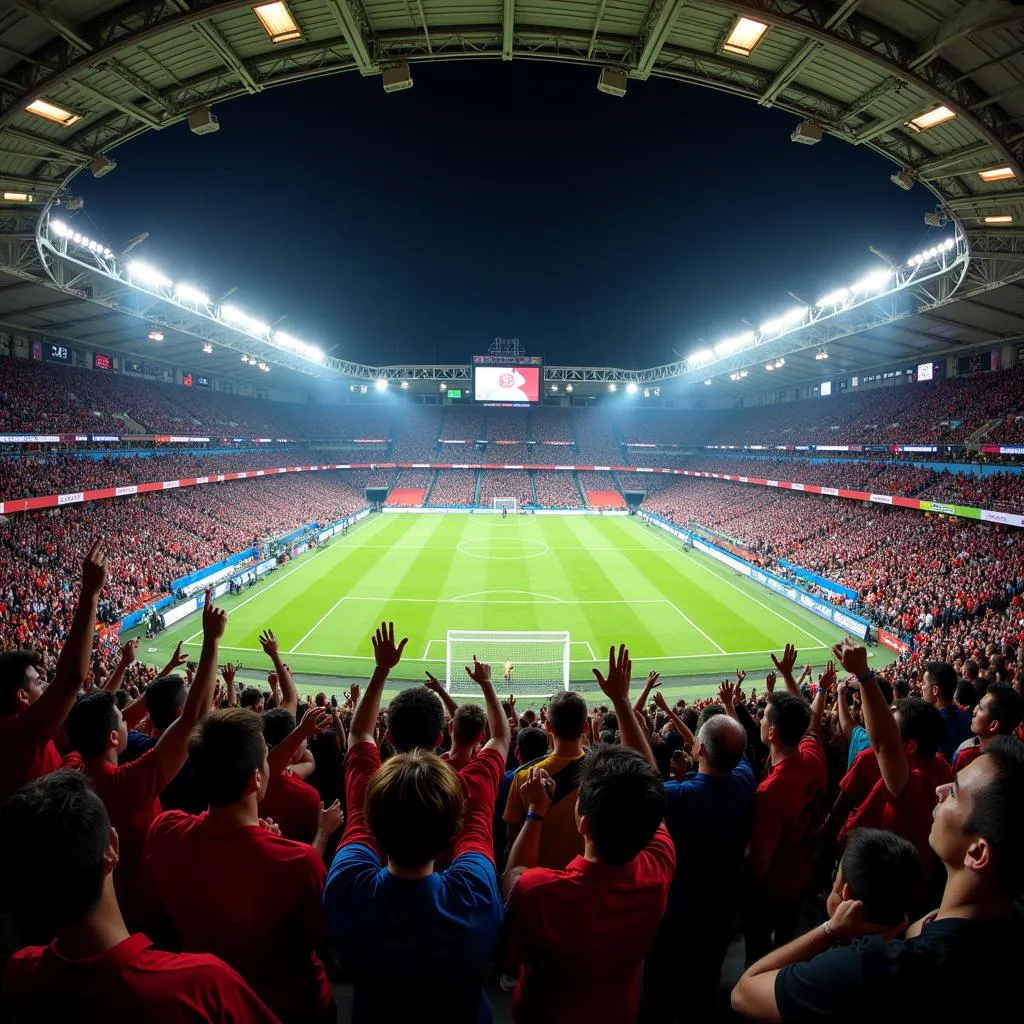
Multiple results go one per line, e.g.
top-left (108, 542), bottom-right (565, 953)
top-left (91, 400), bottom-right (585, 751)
top-left (857, 670), bottom-right (876, 684)
top-left (821, 921), bottom-right (833, 939)
top-left (526, 811), bottom-right (546, 822)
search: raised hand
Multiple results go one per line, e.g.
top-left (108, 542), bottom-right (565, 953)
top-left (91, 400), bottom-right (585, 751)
top-left (718, 679), bottom-right (736, 707)
top-left (735, 668), bottom-right (747, 685)
top-left (221, 662), bottom-right (238, 686)
top-left (652, 690), bottom-right (670, 713)
top-left (120, 637), bottom-right (139, 665)
top-left (318, 799), bottom-right (344, 836)
top-left (800, 663), bottom-right (814, 682)
top-left (301, 707), bottom-right (332, 736)
top-left (646, 671), bottom-right (661, 690)
top-left (80, 538), bottom-right (107, 597)
top-left (771, 643), bottom-right (798, 681)
top-left (202, 598), bottom-right (228, 640)
top-left (347, 683), bottom-right (361, 707)
top-left (818, 660), bottom-right (838, 693)
top-left (592, 644), bottom-right (632, 703)
top-left (831, 638), bottom-right (871, 679)
top-left (371, 621), bottom-right (408, 671)
top-left (258, 817), bottom-right (282, 837)
top-left (465, 657), bottom-right (492, 688)
top-left (258, 629), bottom-right (279, 658)
top-left (424, 671), bottom-right (444, 693)
top-left (765, 671), bottom-right (777, 693)
top-left (166, 641), bottom-right (189, 670)
top-left (520, 766), bottom-right (554, 815)
top-left (508, 693), bottom-right (516, 708)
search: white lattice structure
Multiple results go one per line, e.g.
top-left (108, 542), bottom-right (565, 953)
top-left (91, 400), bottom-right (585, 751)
top-left (446, 630), bottom-right (570, 697)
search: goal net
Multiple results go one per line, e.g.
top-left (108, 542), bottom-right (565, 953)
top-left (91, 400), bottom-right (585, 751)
top-left (446, 630), bottom-right (570, 698)
top-left (493, 497), bottom-right (518, 512)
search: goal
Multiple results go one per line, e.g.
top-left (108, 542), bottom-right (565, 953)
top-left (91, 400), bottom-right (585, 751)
top-left (446, 630), bottom-right (570, 698)
top-left (493, 497), bottom-right (518, 512)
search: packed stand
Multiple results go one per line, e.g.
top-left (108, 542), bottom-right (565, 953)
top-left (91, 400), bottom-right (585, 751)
top-left (478, 471), bottom-right (533, 508)
top-left (532, 471), bottom-right (583, 508)
top-left (428, 470), bottom-right (478, 506)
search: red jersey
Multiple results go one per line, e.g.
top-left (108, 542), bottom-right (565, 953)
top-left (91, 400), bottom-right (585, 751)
top-left (501, 825), bottom-right (675, 1024)
top-left (0, 710), bottom-right (62, 804)
top-left (259, 770), bottom-right (321, 845)
top-left (85, 747), bottom-right (168, 927)
top-left (953, 742), bottom-right (985, 774)
top-left (751, 736), bottom-right (827, 904)
top-left (145, 810), bottom-right (330, 1024)
top-left (2, 933), bottom-right (279, 1023)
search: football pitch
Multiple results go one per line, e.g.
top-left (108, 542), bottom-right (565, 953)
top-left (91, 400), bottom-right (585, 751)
top-left (135, 512), bottom-right (889, 704)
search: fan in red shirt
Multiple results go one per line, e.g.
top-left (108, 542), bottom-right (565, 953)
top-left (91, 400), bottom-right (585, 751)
top-left (0, 540), bottom-right (107, 805)
top-left (952, 683), bottom-right (1024, 773)
top-left (441, 701), bottom-right (488, 772)
top-left (745, 648), bottom-right (829, 965)
top-left (499, 644), bottom-right (675, 1024)
top-left (62, 594), bottom-right (226, 929)
top-left (145, 705), bottom-right (341, 1024)
top-left (0, 770), bottom-right (277, 1024)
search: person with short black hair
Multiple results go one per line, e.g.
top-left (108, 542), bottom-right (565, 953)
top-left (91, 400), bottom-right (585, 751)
top-left (0, 771), bottom-right (276, 1023)
top-left (444, 702), bottom-right (488, 771)
top-left (324, 625), bottom-right (511, 1024)
top-left (499, 645), bottom-right (673, 1024)
top-left (953, 682), bottom-right (1024, 773)
top-left (504, 688), bottom-right (589, 868)
top-left (145, 705), bottom-right (337, 1024)
top-left (386, 683), bottom-right (446, 752)
top-left (922, 661), bottom-right (971, 762)
top-left (0, 541), bottom-right (106, 805)
top-left (828, 828), bottom-right (920, 930)
top-left (495, 725), bottom-right (550, 861)
top-left (745, 653), bottom-right (828, 964)
top-left (239, 686), bottom-right (264, 712)
top-left (732, 731), bottom-right (1024, 1021)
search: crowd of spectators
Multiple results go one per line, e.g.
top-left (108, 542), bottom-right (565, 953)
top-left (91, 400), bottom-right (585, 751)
top-left (2, 547), bottom-right (1023, 1022)
top-left (429, 470), bottom-right (478, 506)
top-left (533, 471), bottom-right (582, 508)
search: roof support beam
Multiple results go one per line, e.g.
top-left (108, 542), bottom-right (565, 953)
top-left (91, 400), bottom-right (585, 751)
top-left (7, 0), bottom-right (93, 54)
top-left (946, 190), bottom-right (1024, 212)
top-left (70, 78), bottom-right (161, 130)
top-left (587, 0), bottom-right (609, 60)
top-left (633, 0), bottom-right (688, 81)
top-left (3, 127), bottom-right (91, 163)
top-left (909, 0), bottom-right (1024, 72)
top-left (913, 141), bottom-right (994, 178)
top-left (839, 77), bottom-right (903, 125)
top-left (502, 0), bottom-right (514, 60)
top-left (324, 0), bottom-right (377, 75)
top-left (191, 21), bottom-right (260, 95)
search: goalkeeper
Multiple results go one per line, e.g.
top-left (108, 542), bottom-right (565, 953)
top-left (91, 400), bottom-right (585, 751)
top-left (504, 660), bottom-right (514, 687)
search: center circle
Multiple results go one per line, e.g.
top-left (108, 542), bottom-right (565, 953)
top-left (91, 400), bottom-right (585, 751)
top-left (456, 538), bottom-right (550, 560)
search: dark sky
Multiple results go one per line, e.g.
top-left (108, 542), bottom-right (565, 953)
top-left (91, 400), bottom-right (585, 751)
top-left (75, 60), bottom-right (943, 369)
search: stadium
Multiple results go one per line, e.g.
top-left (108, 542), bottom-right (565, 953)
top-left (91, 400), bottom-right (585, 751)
top-left (2, 2), bottom-right (1024, 1022)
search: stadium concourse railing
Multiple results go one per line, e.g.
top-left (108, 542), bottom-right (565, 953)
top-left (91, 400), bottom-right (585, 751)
top-left (2, 459), bottom-right (1024, 530)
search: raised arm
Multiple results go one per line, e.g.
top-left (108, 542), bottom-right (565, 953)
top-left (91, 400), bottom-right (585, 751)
top-left (833, 639), bottom-right (909, 798)
top-left (652, 691), bottom-right (695, 751)
top-left (771, 644), bottom-right (804, 699)
top-left (808, 662), bottom-right (835, 741)
top-left (593, 644), bottom-right (655, 767)
top-left (101, 638), bottom-right (138, 693)
top-left (221, 662), bottom-right (239, 708)
top-left (157, 640), bottom-right (189, 680)
top-left (465, 658), bottom-right (511, 758)
top-left (152, 595), bottom-right (226, 779)
top-left (836, 678), bottom-right (857, 743)
top-left (350, 622), bottom-right (407, 746)
top-left (425, 671), bottom-right (459, 720)
top-left (501, 767), bottom-right (553, 899)
top-left (259, 630), bottom-right (296, 717)
top-left (268, 707), bottom-right (330, 778)
top-left (633, 671), bottom-right (661, 714)
top-left (22, 540), bottom-right (106, 741)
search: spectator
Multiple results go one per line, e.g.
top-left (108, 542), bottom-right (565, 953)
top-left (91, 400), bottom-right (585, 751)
top-left (323, 628), bottom-right (511, 1024)
top-left (952, 683), bottom-right (1024, 773)
top-left (499, 645), bottom-right (674, 1024)
top-left (923, 661), bottom-right (973, 763)
top-left (444, 702), bottom-right (488, 771)
top-left (504, 689), bottom-right (589, 869)
top-left (0, 771), bottom-right (276, 1023)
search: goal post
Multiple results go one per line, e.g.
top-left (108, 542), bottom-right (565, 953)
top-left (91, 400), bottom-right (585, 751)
top-left (493, 497), bottom-right (518, 512)
top-left (446, 630), bottom-right (570, 698)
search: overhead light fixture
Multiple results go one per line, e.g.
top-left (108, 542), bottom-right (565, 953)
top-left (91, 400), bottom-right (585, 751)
top-left (791, 120), bottom-right (822, 145)
top-left (890, 168), bottom-right (915, 191)
top-left (89, 154), bottom-right (116, 178)
top-left (907, 106), bottom-right (957, 132)
top-left (440, 382), bottom-right (447, 391)
top-left (815, 349), bottom-right (829, 360)
top-left (221, 304), bottom-right (270, 337)
top-left (765, 362), bottom-right (775, 371)
top-left (774, 358), bottom-right (785, 368)
top-left (759, 307), bottom-right (806, 336)
top-left (359, 384), bottom-right (367, 393)
top-left (983, 214), bottom-right (1014, 224)
top-left (375, 377), bottom-right (389, 391)
top-left (714, 331), bottom-right (755, 357)
top-left (273, 329), bottom-right (323, 362)
top-left (25, 97), bottom-right (81, 127)
top-left (687, 348), bottom-right (716, 368)
top-left (176, 283), bottom-right (210, 305)
top-left (383, 62), bottom-right (413, 93)
top-left (565, 384), bottom-right (573, 392)
top-left (597, 68), bottom-right (627, 97)
top-left (609, 383), bottom-right (617, 392)
top-left (400, 380), bottom-right (409, 389)
top-left (723, 16), bottom-right (768, 57)
top-left (703, 379), bottom-right (712, 386)
top-left (653, 388), bottom-right (660, 397)
top-left (643, 388), bottom-right (650, 398)
top-left (252, 1), bottom-right (301, 43)
top-left (978, 166), bottom-right (1016, 183)
top-left (188, 108), bottom-right (219, 135)
top-left (242, 354), bottom-right (251, 363)
top-left (816, 287), bottom-right (849, 308)
top-left (148, 330), bottom-right (164, 342)
top-left (3, 191), bottom-right (33, 203)
top-left (626, 382), bottom-right (639, 394)
top-left (202, 342), bottom-right (213, 354)
top-left (850, 268), bottom-right (892, 294)
top-left (551, 384), bottom-right (559, 392)
top-left (128, 261), bottom-right (172, 289)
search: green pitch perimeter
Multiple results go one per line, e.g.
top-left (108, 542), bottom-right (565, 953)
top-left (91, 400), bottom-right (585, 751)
top-left (133, 513), bottom-right (891, 702)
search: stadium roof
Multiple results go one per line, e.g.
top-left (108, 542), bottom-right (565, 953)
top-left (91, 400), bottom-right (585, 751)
top-left (1, 1), bottom-right (1024, 393)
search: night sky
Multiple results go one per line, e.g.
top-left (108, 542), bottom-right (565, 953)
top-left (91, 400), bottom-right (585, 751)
top-left (75, 60), bottom-right (943, 369)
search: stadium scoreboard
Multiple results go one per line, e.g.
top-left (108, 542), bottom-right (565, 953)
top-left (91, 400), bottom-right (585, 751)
top-left (472, 354), bottom-right (542, 406)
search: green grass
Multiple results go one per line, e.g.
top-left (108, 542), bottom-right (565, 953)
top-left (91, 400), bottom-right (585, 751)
top-left (130, 513), bottom-right (892, 706)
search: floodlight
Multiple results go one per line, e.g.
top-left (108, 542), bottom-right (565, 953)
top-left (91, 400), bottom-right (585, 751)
top-left (176, 283), bottom-right (210, 305)
top-left (907, 106), bottom-right (956, 132)
top-left (359, 384), bottom-right (367, 393)
top-left (383, 63), bottom-right (413, 92)
top-left (597, 68), bottom-right (627, 97)
top-left (765, 363), bottom-right (775, 371)
top-left (626, 382), bottom-right (638, 394)
top-left (440, 383), bottom-right (447, 391)
top-left (148, 330), bottom-right (164, 342)
top-left (816, 287), bottom-right (848, 308)
top-left (850, 268), bottom-right (892, 294)
top-left (723, 17), bottom-right (768, 56)
top-left (703, 379), bottom-right (712, 386)
top-left (714, 331), bottom-right (755, 357)
top-left (775, 358), bottom-right (785, 368)
top-left (551, 385), bottom-right (559, 392)
top-left (50, 219), bottom-right (70, 236)
top-left (791, 120), bottom-right (822, 145)
top-left (128, 261), bottom-right (172, 289)
top-left (565, 384), bottom-right (573, 392)
top-left (89, 154), bottom-right (116, 178)
top-left (643, 388), bottom-right (650, 398)
top-left (890, 169), bottom-right (914, 191)
top-left (687, 347), bottom-right (715, 367)
top-left (253, 2), bottom-right (302, 43)
top-left (202, 342), bottom-right (213, 354)
top-left (759, 307), bottom-right (806, 335)
top-left (3, 192), bottom-right (33, 203)
top-left (221, 304), bottom-right (269, 336)
top-left (983, 214), bottom-right (1014, 224)
top-left (375, 378), bottom-right (389, 391)
top-left (188, 108), bottom-right (219, 135)
top-left (608, 383), bottom-right (617, 392)
top-left (653, 388), bottom-right (660, 397)
top-left (978, 167), bottom-right (1016, 183)
top-left (400, 380), bottom-right (409, 389)
top-left (815, 349), bottom-right (829, 360)
top-left (25, 98), bottom-right (81, 127)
